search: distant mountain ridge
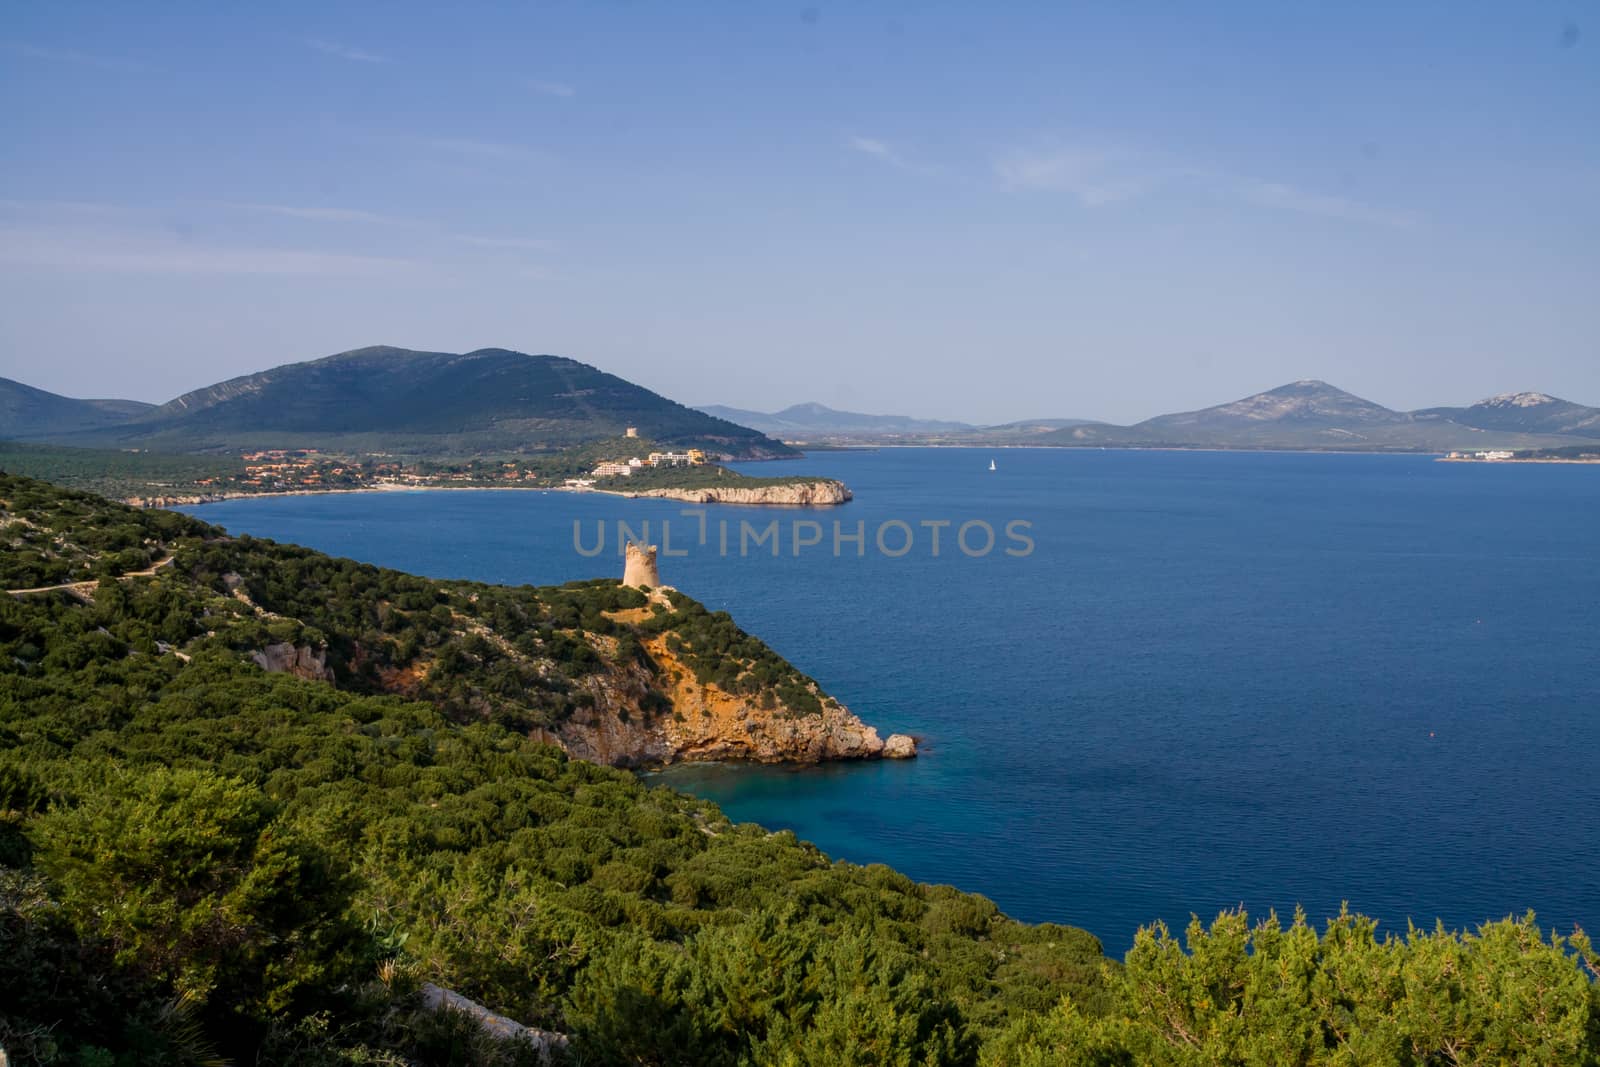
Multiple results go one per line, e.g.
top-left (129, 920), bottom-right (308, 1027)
top-left (697, 401), bottom-right (975, 436)
top-left (710, 381), bottom-right (1600, 453)
top-left (1415, 392), bottom-right (1600, 439)
top-left (10, 360), bottom-right (1599, 456)
top-left (6, 346), bottom-right (795, 458)
top-left (0, 377), bottom-right (156, 437)
top-left (1140, 380), bottom-right (1402, 430)
top-left (1072, 381), bottom-right (1600, 451)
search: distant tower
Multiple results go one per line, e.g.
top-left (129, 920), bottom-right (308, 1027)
top-left (623, 542), bottom-right (660, 589)
top-left (624, 426), bottom-right (639, 438)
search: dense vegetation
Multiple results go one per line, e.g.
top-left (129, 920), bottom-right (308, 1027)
top-left (19, 347), bottom-right (796, 458)
top-left (2, 473), bottom-right (1596, 1065)
top-left (1512, 444), bottom-right (1600, 461)
top-left (0, 436), bottom-right (826, 505)
top-left (0, 442), bottom-right (248, 503)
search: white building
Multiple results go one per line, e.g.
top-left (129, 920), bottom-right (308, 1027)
top-left (648, 450), bottom-right (704, 468)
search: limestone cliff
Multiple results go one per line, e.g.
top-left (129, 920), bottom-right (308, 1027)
top-left (617, 480), bottom-right (852, 506)
top-left (250, 642), bottom-right (335, 682)
top-left (522, 622), bottom-right (891, 767)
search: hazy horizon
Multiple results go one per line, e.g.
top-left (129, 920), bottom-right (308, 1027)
top-left (8, 347), bottom-right (1595, 430)
top-left (3, 3), bottom-right (1596, 424)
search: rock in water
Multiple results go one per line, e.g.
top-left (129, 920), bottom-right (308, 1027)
top-left (883, 734), bottom-right (918, 759)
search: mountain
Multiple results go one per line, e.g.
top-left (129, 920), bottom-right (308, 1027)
top-left (1415, 392), bottom-right (1600, 439)
top-left (0, 376), bottom-right (154, 438)
top-left (23, 346), bottom-right (794, 457)
top-left (1111, 379), bottom-right (1413, 447)
top-left (700, 380), bottom-right (1600, 451)
top-left (983, 417), bottom-right (1101, 433)
top-left (1138, 379), bottom-right (1403, 434)
top-left (1034, 380), bottom-right (1600, 452)
top-left (697, 401), bottom-right (975, 437)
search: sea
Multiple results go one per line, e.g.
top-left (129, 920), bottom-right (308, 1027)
top-left (187, 448), bottom-right (1600, 957)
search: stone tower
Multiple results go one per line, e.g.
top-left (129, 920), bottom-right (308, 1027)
top-left (623, 542), bottom-right (660, 589)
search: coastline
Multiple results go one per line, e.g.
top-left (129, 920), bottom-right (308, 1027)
top-left (810, 442), bottom-right (1452, 458)
top-left (126, 483), bottom-right (566, 508)
top-left (1435, 456), bottom-right (1600, 465)
top-left (133, 479), bottom-right (853, 509)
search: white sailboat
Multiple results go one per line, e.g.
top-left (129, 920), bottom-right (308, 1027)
top-left (988, 459), bottom-right (997, 471)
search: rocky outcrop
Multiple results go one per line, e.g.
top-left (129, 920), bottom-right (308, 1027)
top-left (126, 493), bottom-right (232, 509)
top-left (883, 734), bottom-right (918, 759)
top-left (250, 642), bottom-right (334, 682)
top-left (419, 983), bottom-right (567, 1061)
top-left (530, 631), bottom-right (898, 768)
top-left (618, 480), bottom-right (852, 507)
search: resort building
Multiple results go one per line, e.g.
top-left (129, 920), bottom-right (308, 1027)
top-left (647, 450), bottom-right (708, 467)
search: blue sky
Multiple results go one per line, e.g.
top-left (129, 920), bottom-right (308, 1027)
top-left (2, 2), bottom-right (1595, 423)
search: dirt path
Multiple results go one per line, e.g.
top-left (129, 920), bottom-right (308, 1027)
top-left (6, 554), bottom-right (175, 597)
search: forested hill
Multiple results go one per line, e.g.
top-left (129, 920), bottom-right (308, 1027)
top-left (0, 472), bottom-right (881, 766)
top-left (0, 375), bottom-right (155, 438)
top-left (2, 473), bottom-right (1596, 1065)
top-left (13, 346), bottom-right (796, 458)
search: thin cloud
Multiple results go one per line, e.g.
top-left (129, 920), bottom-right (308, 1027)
top-left (455, 234), bottom-right (553, 250)
top-left (402, 135), bottom-right (542, 161)
top-left (6, 199), bottom-right (556, 260)
top-left (0, 225), bottom-right (419, 277)
top-left (307, 38), bottom-right (389, 63)
top-left (2, 41), bottom-right (150, 73)
top-left (993, 147), bottom-right (1157, 205)
top-left (849, 136), bottom-right (899, 163)
top-left (847, 135), bottom-right (938, 176)
top-left (0, 198), bottom-right (131, 217)
top-left (527, 79), bottom-right (576, 98)
top-left (993, 139), bottom-right (1415, 227)
top-left (1234, 179), bottom-right (1417, 228)
top-left (241, 204), bottom-right (553, 249)
top-left (242, 203), bottom-right (407, 225)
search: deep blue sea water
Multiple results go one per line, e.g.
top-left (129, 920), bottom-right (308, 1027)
top-left (188, 449), bottom-right (1600, 957)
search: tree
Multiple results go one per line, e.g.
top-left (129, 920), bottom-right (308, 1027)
top-left (31, 765), bottom-right (364, 1030)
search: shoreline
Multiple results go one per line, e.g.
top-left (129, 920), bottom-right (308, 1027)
top-left (1435, 456), bottom-right (1600, 465)
top-left (790, 443), bottom-right (1453, 458)
top-left (135, 479), bottom-right (852, 509)
top-left (128, 483), bottom-right (566, 508)
top-left (789, 442), bottom-right (1600, 461)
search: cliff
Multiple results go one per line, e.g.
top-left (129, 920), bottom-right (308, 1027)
top-left (249, 642), bottom-right (335, 682)
top-left (618, 479), bottom-right (853, 506)
top-left (512, 549), bottom-right (911, 766)
top-left (528, 629), bottom-right (895, 766)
